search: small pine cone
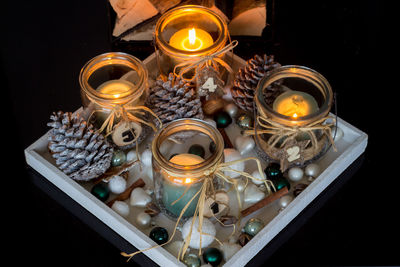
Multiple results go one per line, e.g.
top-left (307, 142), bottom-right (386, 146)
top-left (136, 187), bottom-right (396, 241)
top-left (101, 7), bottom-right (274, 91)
top-left (231, 54), bottom-right (282, 112)
top-left (47, 111), bottom-right (114, 181)
top-left (147, 74), bottom-right (204, 125)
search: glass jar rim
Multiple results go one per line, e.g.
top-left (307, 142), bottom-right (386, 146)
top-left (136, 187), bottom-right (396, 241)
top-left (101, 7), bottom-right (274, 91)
top-left (152, 118), bottom-right (224, 178)
top-left (154, 5), bottom-right (228, 58)
top-left (256, 65), bottom-right (333, 124)
top-left (79, 52), bottom-right (148, 105)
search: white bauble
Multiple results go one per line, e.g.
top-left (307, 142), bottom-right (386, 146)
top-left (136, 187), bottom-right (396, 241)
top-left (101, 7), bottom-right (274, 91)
top-left (223, 148), bottom-right (244, 178)
top-left (111, 201), bottom-right (130, 218)
top-left (250, 170), bottom-right (266, 185)
top-left (278, 195), bottom-right (294, 209)
top-left (130, 187), bottom-right (152, 207)
top-left (135, 211), bottom-right (151, 228)
top-left (288, 167), bottom-right (304, 182)
top-left (126, 149), bottom-right (138, 162)
top-left (108, 175), bottom-right (127, 194)
top-left (244, 183), bottom-right (265, 204)
top-left (305, 163), bottom-right (320, 178)
top-left (224, 103), bottom-right (239, 118)
top-left (331, 126), bottom-right (344, 141)
top-left (234, 136), bottom-right (255, 155)
top-left (181, 217), bottom-right (216, 249)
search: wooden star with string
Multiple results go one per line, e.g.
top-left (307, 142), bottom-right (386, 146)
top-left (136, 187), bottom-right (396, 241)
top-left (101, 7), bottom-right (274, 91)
top-left (276, 138), bottom-right (310, 172)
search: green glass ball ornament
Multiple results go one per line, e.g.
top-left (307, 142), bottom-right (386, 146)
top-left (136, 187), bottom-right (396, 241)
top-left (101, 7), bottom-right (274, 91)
top-left (203, 247), bottom-right (223, 266)
top-left (244, 218), bottom-right (264, 237)
top-left (111, 150), bottom-right (126, 167)
top-left (214, 111), bottom-right (232, 128)
top-left (183, 253), bottom-right (201, 267)
top-left (236, 114), bottom-right (253, 130)
top-left (91, 183), bottom-right (110, 202)
top-left (264, 163), bottom-right (282, 179)
top-left (271, 176), bottom-right (291, 190)
top-left (149, 227), bottom-right (169, 245)
top-left (188, 144), bottom-right (205, 158)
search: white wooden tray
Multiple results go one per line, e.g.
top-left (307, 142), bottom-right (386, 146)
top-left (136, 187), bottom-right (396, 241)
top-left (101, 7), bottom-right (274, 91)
top-left (24, 52), bottom-right (368, 266)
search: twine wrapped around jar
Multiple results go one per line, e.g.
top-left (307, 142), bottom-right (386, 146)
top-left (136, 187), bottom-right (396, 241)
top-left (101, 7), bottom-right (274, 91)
top-left (245, 114), bottom-right (337, 172)
top-left (173, 40), bottom-right (238, 83)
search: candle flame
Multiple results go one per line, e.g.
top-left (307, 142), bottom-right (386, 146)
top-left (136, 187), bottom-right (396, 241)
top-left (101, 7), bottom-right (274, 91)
top-left (188, 28), bottom-right (196, 45)
top-left (184, 178), bottom-right (192, 184)
top-left (292, 113), bottom-right (298, 118)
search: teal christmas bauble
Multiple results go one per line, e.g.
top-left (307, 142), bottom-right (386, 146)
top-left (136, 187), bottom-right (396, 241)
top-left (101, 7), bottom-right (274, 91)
top-left (111, 150), bottom-right (126, 167)
top-left (91, 183), bottom-right (110, 202)
top-left (244, 218), bottom-right (264, 237)
top-left (264, 163), bottom-right (282, 179)
top-left (214, 111), bottom-right (232, 128)
top-left (183, 253), bottom-right (201, 267)
top-left (203, 247), bottom-right (222, 266)
top-left (149, 227), bottom-right (169, 245)
top-left (271, 176), bottom-right (291, 190)
top-left (188, 144), bottom-right (205, 158)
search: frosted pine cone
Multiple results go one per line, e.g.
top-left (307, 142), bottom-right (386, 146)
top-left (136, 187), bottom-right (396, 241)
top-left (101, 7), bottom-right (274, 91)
top-left (47, 111), bottom-right (114, 181)
top-left (147, 74), bottom-right (204, 125)
top-left (231, 54), bottom-right (282, 112)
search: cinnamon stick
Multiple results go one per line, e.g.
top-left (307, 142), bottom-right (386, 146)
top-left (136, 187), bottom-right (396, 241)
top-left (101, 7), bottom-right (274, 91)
top-left (107, 178), bottom-right (145, 207)
top-left (241, 187), bottom-right (289, 217)
top-left (218, 128), bottom-right (234, 148)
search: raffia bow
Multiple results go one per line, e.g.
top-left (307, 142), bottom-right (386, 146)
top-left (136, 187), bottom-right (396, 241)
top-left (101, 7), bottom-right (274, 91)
top-left (173, 40), bottom-right (239, 83)
top-left (121, 156), bottom-right (275, 261)
top-left (245, 115), bottom-right (337, 152)
top-left (93, 104), bottom-right (162, 138)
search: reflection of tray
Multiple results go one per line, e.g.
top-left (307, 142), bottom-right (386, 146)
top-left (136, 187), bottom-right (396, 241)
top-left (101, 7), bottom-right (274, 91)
top-left (24, 53), bottom-right (368, 267)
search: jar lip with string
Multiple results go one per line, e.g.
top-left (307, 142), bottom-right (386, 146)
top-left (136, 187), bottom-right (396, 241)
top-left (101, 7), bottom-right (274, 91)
top-left (255, 65), bottom-right (333, 127)
top-left (79, 52), bottom-right (148, 107)
top-left (151, 118), bottom-right (225, 183)
top-left (154, 5), bottom-right (228, 60)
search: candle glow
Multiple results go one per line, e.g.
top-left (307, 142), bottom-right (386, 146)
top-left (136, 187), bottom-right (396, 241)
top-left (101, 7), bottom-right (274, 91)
top-left (273, 90), bottom-right (319, 119)
top-left (167, 153), bottom-right (204, 184)
top-left (169, 27), bottom-right (213, 51)
top-left (97, 79), bottom-right (133, 99)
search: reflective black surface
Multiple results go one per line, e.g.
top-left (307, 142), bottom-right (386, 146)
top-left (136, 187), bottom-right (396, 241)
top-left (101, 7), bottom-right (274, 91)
top-left (3, 0), bottom-right (396, 266)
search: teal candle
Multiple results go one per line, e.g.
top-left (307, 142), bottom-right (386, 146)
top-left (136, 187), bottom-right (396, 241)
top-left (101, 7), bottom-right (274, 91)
top-left (162, 153), bottom-right (204, 217)
top-left (162, 179), bottom-right (202, 217)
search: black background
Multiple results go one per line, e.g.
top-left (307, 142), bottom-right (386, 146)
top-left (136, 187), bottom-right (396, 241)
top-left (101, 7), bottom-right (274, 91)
top-left (3, 0), bottom-right (397, 266)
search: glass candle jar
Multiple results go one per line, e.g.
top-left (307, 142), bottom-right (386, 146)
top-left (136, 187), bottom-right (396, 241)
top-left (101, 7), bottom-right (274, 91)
top-left (254, 65), bottom-right (334, 169)
top-left (154, 5), bottom-right (229, 81)
top-left (79, 52), bottom-right (150, 149)
top-left (152, 118), bottom-right (224, 220)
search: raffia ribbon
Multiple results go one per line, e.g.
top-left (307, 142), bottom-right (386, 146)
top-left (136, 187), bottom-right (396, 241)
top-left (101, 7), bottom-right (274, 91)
top-left (121, 156), bottom-right (275, 262)
top-left (245, 115), bottom-right (337, 153)
top-left (87, 91), bottom-right (162, 138)
top-left (173, 40), bottom-right (239, 82)
top-left (93, 104), bottom-right (162, 138)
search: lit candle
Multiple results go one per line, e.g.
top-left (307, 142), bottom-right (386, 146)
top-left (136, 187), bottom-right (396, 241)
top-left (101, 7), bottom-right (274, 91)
top-left (92, 79), bottom-right (136, 128)
top-left (273, 90), bottom-right (319, 119)
top-left (169, 27), bottom-right (214, 51)
top-left (162, 153), bottom-right (204, 217)
top-left (97, 79), bottom-right (134, 103)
